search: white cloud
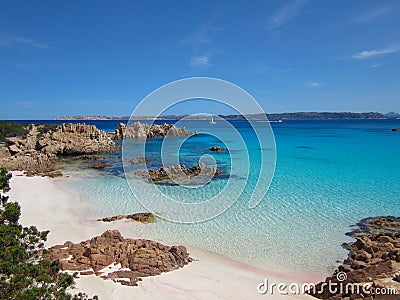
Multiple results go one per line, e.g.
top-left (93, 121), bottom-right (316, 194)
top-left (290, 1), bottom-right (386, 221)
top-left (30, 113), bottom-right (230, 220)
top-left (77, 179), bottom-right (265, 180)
top-left (179, 13), bottom-right (222, 68)
top-left (13, 37), bottom-right (50, 49)
top-left (352, 44), bottom-right (400, 59)
top-left (252, 61), bottom-right (294, 74)
top-left (306, 81), bottom-right (321, 88)
top-left (353, 6), bottom-right (394, 24)
top-left (180, 25), bottom-right (215, 47)
top-left (328, 5), bottom-right (397, 30)
top-left (190, 55), bottom-right (211, 67)
top-left (268, 0), bottom-right (307, 30)
top-left (272, 68), bottom-right (294, 74)
top-left (0, 33), bottom-right (50, 49)
top-left (371, 64), bottom-right (382, 68)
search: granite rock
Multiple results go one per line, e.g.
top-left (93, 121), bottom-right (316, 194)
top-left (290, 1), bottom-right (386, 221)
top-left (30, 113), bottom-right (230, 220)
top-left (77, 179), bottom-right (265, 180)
top-left (97, 212), bottom-right (156, 223)
top-left (210, 146), bottom-right (228, 152)
top-left (0, 123), bottom-right (118, 176)
top-left (309, 216), bottom-right (400, 299)
top-left (46, 230), bottom-right (192, 287)
top-left (135, 163), bottom-right (222, 184)
top-left (112, 122), bottom-right (196, 140)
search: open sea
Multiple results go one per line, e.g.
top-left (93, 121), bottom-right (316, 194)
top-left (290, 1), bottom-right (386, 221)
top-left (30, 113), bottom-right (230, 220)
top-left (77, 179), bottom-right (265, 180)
top-left (14, 119), bottom-right (400, 273)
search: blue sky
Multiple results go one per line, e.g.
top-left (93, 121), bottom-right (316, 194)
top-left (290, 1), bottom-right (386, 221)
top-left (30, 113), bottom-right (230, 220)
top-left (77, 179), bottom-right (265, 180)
top-left (0, 0), bottom-right (399, 119)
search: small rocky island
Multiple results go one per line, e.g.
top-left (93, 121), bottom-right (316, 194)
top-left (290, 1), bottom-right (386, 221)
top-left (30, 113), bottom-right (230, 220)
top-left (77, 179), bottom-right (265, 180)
top-left (210, 146), bottom-right (228, 152)
top-left (112, 122), bottom-right (196, 140)
top-left (309, 216), bottom-right (400, 299)
top-left (97, 212), bottom-right (156, 223)
top-left (46, 230), bottom-right (192, 287)
top-left (135, 163), bottom-right (222, 184)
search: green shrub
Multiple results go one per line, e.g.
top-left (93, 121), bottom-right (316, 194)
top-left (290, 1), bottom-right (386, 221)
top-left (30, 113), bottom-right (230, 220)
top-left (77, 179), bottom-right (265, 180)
top-left (0, 121), bottom-right (29, 144)
top-left (0, 168), bottom-right (94, 299)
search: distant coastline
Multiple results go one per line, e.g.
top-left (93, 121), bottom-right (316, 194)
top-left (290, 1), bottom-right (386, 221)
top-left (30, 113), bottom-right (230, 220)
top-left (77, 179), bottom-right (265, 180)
top-left (56, 111), bottom-right (400, 121)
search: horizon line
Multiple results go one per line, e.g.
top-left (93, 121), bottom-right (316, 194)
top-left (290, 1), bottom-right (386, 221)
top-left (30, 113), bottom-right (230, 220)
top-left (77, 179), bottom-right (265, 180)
top-left (2, 111), bottom-right (399, 121)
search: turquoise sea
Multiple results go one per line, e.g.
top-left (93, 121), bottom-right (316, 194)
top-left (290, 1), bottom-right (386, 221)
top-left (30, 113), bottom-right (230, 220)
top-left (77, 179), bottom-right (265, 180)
top-left (16, 119), bottom-right (400, 272)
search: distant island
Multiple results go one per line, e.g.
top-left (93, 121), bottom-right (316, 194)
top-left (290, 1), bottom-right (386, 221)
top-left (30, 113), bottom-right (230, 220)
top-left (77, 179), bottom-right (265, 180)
top-left (56, 115), bottom-right (155, 120)
top-left (57, 112), bottom-right (400, 121)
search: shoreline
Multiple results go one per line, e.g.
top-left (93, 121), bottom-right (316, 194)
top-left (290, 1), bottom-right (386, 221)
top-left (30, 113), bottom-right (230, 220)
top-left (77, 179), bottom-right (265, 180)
top-left (9, 171), bottom-right (324, 299)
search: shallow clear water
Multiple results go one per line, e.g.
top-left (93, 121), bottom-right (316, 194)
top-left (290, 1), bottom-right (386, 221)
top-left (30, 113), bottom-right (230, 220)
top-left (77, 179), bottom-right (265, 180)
top-left (29, 119), bottom-right (400, 272)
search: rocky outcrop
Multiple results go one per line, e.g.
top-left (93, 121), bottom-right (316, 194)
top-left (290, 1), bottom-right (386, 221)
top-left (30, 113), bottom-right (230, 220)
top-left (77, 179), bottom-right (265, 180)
top-left (97, 212), bottom-right (156, 223)
top-left (46, 230), bottom-right (192, 287)
top-left (0, 123), bottom-right (118, 176)
top-left (309, 216), bottom-right (400, 299)
top-left (393, 128), bottom-right (398, 132)
top-left (135, 163), bottom-right (222, 184)
top-left (113, 123), bottom-right (128, 140)
top-left (37, 123), bottom-right (117, 155)
top-left (112, 122), bottom-right (196, 140)
top-left (210, 146), bottom-right (228, 152)
top-left (1, 153), bottom-right (62, 177)
top-left (347, 216), bottom-right (400, 238)
top-left (129, 157), bottom-right (150, 165)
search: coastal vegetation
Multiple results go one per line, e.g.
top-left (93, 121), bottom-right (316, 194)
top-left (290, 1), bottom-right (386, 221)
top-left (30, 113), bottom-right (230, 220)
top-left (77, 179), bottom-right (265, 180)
top-left (0, 121), bottom-right (58, 145)
top-left (0, 168), bottom-right (92, 299)
top-left (0, 121), bottom-right (28, 144)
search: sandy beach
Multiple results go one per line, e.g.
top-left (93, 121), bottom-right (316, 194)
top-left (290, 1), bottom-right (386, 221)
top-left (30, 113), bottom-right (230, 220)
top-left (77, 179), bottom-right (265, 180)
top-left (9, 172), bottom-right (324, 300)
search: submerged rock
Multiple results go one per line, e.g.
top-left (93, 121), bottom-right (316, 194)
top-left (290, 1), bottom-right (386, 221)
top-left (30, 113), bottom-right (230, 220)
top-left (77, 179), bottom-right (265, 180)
top-left (72, 155), bottom-right (103, 161)
top-left (97, 212), bottom-right (156, 223)
top-left (46, 230), bottom-right (192, 287)
top-left (129, 157), bottom-right (150, 165)
top-left (135, 163), bottom-right (222, 184)
top-left (88, 162), bottom-right (113, 169)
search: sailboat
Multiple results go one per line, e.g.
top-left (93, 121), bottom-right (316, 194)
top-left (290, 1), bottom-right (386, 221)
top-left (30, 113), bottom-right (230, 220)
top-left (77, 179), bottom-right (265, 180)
top-left (210, 116), bottom-right (216, 124)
